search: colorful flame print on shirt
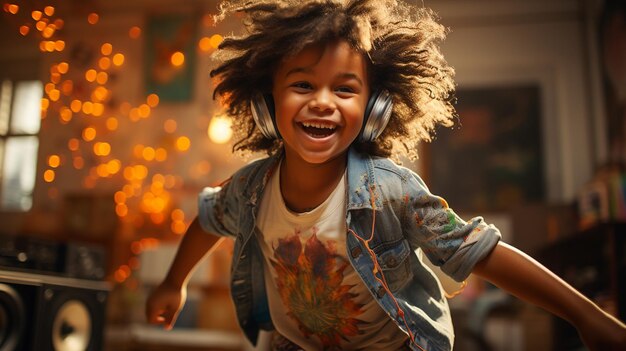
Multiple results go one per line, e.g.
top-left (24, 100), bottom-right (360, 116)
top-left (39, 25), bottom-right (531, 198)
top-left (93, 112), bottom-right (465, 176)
top-left (270, 229), bottom-right (366, 347)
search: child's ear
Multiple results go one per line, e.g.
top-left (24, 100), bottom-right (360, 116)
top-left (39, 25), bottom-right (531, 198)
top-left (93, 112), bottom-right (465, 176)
top-left (360, 90), bottom-right (393, 142)
top-left (251, 93), bottom-right (281, 139)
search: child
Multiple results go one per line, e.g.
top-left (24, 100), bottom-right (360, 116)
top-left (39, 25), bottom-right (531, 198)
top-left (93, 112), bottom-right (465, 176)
top-left (146, 0), bottom-right (626, 350)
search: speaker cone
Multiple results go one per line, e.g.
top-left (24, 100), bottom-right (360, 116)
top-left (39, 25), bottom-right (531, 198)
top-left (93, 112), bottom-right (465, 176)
top-left (52, 299), bottom-right (92, 351)
top-left (0, 284), bottom-right (24, 351)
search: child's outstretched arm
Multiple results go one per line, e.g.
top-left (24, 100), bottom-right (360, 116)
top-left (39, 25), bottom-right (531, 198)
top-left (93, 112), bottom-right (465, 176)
top-left (472, 241), bottom-right (626, 350)
top-left (145, 217), bottom-right (223, 330)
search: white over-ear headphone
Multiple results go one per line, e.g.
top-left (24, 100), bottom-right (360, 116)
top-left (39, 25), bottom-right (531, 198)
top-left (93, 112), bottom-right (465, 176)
top-left (250, 90), bottom-right (393, 141)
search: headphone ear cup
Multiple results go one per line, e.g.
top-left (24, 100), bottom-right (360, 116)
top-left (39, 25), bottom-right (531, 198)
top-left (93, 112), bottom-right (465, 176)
top-left (250, 93), bottom-right (280, 139)
top-left (361, 90), bottom-right (393, 142)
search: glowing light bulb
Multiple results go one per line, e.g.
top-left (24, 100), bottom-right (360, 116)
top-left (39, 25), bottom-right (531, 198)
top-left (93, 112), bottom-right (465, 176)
top-left (208, 116), bottom-right (233, 144)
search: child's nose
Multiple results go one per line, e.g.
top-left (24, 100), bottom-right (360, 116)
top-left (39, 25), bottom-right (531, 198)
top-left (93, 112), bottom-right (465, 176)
top-left (308, 89), bottom-right (336, 113)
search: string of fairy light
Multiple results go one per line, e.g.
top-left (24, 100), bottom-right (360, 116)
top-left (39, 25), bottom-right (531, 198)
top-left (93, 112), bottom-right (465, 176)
top-left (3, 2), bottom-right (230, 285)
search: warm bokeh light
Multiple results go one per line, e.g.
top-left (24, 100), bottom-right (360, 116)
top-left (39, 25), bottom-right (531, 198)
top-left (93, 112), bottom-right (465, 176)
top-left (48, 155), bottom-right (60, 168)
top-left (58, 62), bottom-right (69, 73)
top-left (146, 93), bottom-right (159, 107)
top-left (68, 138), bottom-right (80, 151)
top-left (129, 26), bottom-right (141, 39)
top-left (101, 43), bottom-right (112, 56)
top-left (120, 102), bottom-right (131, 115)
top-left (85, 69), bottom-right (97, 82)
top-left (114, 191), bottom-right (126, 204)
top-left (99, 57), bottom-right (111, 70)
top-left (170, 51), bottom-right (185, 66)
top-left (43, 170), bottom-right (55, 182)
top-left (209, 34), bottom-right (223, 48)
top-left (94, 142), bottom-right (111, 156)
top-left (44, 6), bottom-right (54, 16)
top-left (7, 4), bottom-right (18, 14)
top-left (70, 99), bottom-right (82, 112)
top-left (92, 103), bottom-right (104, 117)
top-left (208, 116), bottom-right (233, 144)
top-left (123, 167), bottom-right (134, 181)
top-left (134, 165), bottom-right (148, 179)
top-left (44, 40), bottom-right (55, 52)
top-left (87, 12), bottom-right (99, 25)
top-left (59, 107), bottom-right (72, 123)
top-left (93, 86), bottom-right (109, 101)
top-left (131, 241), bottom-right (142, 255)
top-left (112, 53), bottom-right (125, 66)
top-left (54, 19), bottom-right (64, 30)
top-left (61, 80), bottom-right (73, 95)
top-left (82, 127), bottom-right (96, 141)
top-left (107, 159), bottom-right (121, 174)
top-left (199, 37), bottom-right (212, 52)
top-left (175, 136), bottom-right (191, 151)
top-left (19, 25), bottom-right (29, 36)
top-left (41, 98), bottom-right (49, 110)
top-left (42, 26), bottom-right (55, 38)
top-left (82, 101), bottom-right (94, 115)
top-left (48, 89), bottom-right (60, 101)
top-left (129, 108), bottom-right (140, 122)
top-left (106, 117), bottom-right (118, 131)
top-left (50, 73), bottom-right (61, 84)
top-left (31, 10), bottom-right (41, 20)
top-left (155, 148), bottom-right (167, 162)
top-left (172, 221), bottom-right (186, 235)
top-left (138, 104), bottom-right (151, 118)
top-left (54, 40), bottom-right (65, 51)
top-left (142, 147), bottom-right (156, 161)
top-left (36, 21), bottom-right (46, 32)
top-left (132, 144), bottom-right (144, 159)
top-left (96, 164), bottom-right (110, 177)
top-left (171, 209), bottom-right (185, 221)
top-left (73, 157), bottom-right (84, 169)
top-left (115, 203), bottom-right (128, 217)
top-left (164, 119), bottom-right (177, 133)
top-left (44, 83), bottom-right (54, 94)
top-left (150, 213), bottom-right (165, 225)
top-left (96, 71), bottom-right (108, 85)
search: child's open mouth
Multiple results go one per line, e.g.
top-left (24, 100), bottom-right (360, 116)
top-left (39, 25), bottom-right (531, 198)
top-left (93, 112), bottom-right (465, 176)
top-left (299, 121), bottom-right (337, 138)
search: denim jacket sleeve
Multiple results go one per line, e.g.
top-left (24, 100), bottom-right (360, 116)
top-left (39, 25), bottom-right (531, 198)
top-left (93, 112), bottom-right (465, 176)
top-left (197, 175), bottom-right (242, 239)
top-left (401, 170), bottom-right (501, 282)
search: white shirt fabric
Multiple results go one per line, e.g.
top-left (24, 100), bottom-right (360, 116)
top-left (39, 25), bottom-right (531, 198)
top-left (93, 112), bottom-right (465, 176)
top-left (255, 163), bottom-right (408, 350)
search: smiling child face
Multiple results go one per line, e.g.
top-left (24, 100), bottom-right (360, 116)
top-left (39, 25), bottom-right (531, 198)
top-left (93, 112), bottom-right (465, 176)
top-left (271, 40), bottom-right (370, 166)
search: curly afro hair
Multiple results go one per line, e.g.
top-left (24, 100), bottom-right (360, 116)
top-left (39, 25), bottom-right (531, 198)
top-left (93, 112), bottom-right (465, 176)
top-left (210, 0), bottom-right (457, 161)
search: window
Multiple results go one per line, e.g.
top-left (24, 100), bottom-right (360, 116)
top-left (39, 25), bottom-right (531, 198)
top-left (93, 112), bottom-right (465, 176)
top-left (0, 80), bottom-right (43, 211)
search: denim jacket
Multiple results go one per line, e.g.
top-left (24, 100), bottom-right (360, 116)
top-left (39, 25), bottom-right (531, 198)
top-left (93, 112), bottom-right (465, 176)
top-left (198, 148), bottom-right (501, 351)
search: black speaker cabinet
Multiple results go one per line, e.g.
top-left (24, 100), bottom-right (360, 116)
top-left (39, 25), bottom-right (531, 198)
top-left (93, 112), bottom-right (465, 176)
top-left (0, 270), bottom-right (109, 351)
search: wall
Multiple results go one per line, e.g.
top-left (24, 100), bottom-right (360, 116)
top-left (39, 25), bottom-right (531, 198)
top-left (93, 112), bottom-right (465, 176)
top-left (0, 0), bottom-right (606, 264)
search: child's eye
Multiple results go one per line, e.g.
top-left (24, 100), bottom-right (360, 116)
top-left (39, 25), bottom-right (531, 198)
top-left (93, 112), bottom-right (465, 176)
top-left (335, 86), bottom-right (355, 94)
top-left (291, 82), bottom-right (312, 90)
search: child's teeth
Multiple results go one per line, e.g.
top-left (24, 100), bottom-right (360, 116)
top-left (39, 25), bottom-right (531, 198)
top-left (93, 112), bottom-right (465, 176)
top-left (302, 122), bottom-right (335, 129)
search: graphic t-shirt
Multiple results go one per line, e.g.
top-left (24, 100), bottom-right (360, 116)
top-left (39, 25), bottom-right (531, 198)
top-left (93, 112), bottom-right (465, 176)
top-left (255, 164), bottom-right (408, 350)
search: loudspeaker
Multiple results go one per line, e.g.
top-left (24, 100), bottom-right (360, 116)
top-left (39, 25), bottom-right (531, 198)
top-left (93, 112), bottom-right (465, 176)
top-left (0, 270), bottom-right (108, 351)
top-left (250, 89), bottom-right (393, 141)
top-left (0, 235), bottom-right (107, 281)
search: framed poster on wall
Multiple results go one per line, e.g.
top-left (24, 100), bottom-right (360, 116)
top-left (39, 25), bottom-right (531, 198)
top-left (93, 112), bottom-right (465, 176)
top-left (144, 14), bottom-right (197, 102)
top-left (427, 85), bottom-right (545, 212)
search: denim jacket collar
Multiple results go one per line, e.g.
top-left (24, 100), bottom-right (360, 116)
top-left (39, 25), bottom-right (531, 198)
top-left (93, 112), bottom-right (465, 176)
top-left (240, 147), bottom-right (384, 211)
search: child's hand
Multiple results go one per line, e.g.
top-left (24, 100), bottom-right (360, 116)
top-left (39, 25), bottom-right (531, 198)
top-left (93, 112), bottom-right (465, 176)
top-left (576, 308), bottom-right (626, 351)
top-left (145, 281), bottom-right (187, 330)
